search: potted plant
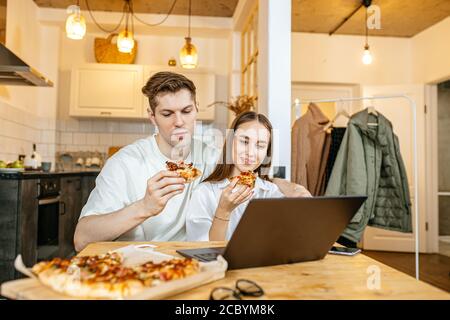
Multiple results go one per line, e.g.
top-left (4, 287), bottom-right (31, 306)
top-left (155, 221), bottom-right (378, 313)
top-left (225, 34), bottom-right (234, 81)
top-left (207, 95), bottom-right (256, 116)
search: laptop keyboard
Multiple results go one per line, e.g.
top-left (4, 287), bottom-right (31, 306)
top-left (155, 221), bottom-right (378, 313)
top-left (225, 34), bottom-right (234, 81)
top-left (177, 247), bottom-right (226, 262)
top-left (193, 252), bottom-right (220, 262)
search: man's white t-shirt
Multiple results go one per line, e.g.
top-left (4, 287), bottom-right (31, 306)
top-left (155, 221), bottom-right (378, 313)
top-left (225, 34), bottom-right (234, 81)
top-left (79, 134), bottom-right (219, 241)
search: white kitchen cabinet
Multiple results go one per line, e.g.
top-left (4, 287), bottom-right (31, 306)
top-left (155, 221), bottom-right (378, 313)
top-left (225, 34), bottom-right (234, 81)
top-left (143, 66), bottom-right (216, 121)
top-left (70, 64), bottom-right (144, 119)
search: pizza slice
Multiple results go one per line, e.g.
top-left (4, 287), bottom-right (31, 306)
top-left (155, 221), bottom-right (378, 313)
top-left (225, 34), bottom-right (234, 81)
top-left (31, 252), bottom-right (134, 299)
top-left (229, 171), bottom-right (257, 188)
top-left (30, 252), bottom-right (200, 299)
top-left (166, 160), bottom-right (202, 183)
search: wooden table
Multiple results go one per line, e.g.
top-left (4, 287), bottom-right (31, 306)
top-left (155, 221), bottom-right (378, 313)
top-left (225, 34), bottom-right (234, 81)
top-left (2, 241), bottom-right (449, 300)
top-left (79, 241), bottom-right (450, 300)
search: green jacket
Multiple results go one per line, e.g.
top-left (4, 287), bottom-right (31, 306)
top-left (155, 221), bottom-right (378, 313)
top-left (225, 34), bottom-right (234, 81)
top-left (325, 109), bottom-right (412, 242)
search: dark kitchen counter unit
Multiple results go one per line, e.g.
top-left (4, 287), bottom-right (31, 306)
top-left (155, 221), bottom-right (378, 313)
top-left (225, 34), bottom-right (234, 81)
top-left (0, 170), bottom-right (100, 180)
top-left (0, 170), bottom-right (98, 284)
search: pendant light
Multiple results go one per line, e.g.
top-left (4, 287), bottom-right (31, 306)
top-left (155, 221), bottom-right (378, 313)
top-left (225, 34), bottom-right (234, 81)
top-left (180, 0), bottom-right (198, 69)
top-left (65, 0), bottom-right (86, 40)
top-left (117, 0), bottom-right (135, 53)
top-left (362, 4), bottom-right (373, 65)
top-left (67, 0), bottom-right (178, 46)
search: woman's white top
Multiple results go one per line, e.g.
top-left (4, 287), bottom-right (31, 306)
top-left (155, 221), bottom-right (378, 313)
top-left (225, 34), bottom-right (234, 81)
top-left (186, 177), bottom-right (284, 241)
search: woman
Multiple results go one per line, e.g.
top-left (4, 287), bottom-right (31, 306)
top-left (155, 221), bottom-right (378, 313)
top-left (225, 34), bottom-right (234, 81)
top-left (186, 111), bottom-right (308, 241)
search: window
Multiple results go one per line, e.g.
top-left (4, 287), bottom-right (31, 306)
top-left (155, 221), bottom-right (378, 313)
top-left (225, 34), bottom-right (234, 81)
top-left (241, 3), bottom-right (258, 104)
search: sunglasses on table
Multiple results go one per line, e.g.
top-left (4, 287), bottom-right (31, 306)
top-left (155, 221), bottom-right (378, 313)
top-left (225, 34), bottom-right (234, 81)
top-left (209, 279), bottom-right (264, 300)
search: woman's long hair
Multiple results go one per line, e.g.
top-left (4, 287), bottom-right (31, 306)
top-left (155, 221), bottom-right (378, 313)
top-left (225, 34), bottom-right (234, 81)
top-left (204, 111), bottom-right (273, 182)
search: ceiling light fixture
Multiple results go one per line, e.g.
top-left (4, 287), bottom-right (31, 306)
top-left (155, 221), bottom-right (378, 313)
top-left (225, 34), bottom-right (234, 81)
top-left (66, 0), bottom-right (179, 48)
top-left (327, 0), bottom-right (374, 65)
top-left (362, 2), bottom-right (373, 65)
top-left (117, 0), bottom-right (135, 53)
top-left (180, 0), bottom-right (198, 69)
top-left (65, 0), bottom-right (86, 40)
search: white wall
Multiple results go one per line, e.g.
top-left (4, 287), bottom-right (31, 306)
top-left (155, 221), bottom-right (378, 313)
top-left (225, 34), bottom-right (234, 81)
top-left (2, 0), bottom-right (59, 116)
top-left (291, 32), bottom-right (413, 85)
top-left (412, 17), bottom-right (450, 84)
top-left (0, 0), bottom-right (59, 163)
top-left (291, 17), bottom-right (450, 87)
top-left (2, 0), bottom-right (41, 113)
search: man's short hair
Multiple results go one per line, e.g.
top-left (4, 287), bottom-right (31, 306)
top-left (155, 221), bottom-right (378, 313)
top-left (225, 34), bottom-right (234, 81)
top-left (141, 71), bottom-right (197, 113)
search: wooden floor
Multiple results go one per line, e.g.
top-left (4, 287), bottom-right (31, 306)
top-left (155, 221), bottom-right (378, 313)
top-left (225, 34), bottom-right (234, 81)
top-left (363, 250), bottom-right (450, 293)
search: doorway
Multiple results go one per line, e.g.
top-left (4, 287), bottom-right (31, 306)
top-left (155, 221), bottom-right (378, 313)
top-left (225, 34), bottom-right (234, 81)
top-left (437, 80), bottom-right (450, 258)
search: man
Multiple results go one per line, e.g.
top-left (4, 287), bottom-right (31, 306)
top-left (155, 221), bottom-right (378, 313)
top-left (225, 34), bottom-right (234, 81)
top-left (74, 72), bottom-right (310, 251)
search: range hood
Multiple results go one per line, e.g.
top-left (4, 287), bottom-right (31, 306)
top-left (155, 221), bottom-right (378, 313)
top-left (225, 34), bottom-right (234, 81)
top-left (0, 43), bottom-right (53, 87)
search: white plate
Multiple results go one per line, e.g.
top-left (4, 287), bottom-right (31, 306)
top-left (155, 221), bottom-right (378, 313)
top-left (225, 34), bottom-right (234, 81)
top-left (0, 168), bottom-right (25, 173)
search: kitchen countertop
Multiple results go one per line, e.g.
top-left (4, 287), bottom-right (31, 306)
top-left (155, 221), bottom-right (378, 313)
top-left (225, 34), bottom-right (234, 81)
top-left (2, 241), bottom-right (449, 300)
top-left (0, 169), bottom-right (101, 180)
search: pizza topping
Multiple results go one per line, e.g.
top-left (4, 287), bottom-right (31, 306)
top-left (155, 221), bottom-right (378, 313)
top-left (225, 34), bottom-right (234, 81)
top-left (166, 161), bottom-right (179, 171)
top-left (166, 160), bottom-right (201, 183)
top-left (166, 160), bottom-right (193, 171)
top-left (229, 171), bottom-right (257, 188)
top-left (31, 252), bottom-right (200, 294)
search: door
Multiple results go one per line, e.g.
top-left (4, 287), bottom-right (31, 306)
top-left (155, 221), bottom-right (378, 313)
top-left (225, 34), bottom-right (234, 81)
top-left (37, 196), bottom-right (60, 260)
top-left (19, 180), bottom-right (39, 266)
top-left (0, 180), bottom-right (20, 282)
top-left (360, 84), bottom-right (427, 253)
top-left (437, 81), bottom-right (450, 257)
top-left (59, 177), bottom-right (82, 258)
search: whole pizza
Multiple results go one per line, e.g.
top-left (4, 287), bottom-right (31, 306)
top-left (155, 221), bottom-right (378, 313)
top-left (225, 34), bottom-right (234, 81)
top-left (31, 252), bottom-right (199, 299)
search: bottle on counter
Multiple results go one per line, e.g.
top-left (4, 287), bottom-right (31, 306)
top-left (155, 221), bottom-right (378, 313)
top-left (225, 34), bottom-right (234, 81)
top-left (24, 143), bottom-right (42, 170)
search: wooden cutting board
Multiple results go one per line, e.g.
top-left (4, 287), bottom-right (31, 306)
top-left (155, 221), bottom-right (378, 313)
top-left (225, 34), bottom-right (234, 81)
top-left (0, 244), bottom-right (227, 300)
top-left (2, 278), bottom-right (76, 300)
top-left (1, 265), bottom-right (226, 300)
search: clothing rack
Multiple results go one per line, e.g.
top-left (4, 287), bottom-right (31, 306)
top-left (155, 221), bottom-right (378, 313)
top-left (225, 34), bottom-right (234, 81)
top-left (293, 95), bottom-right (420, 281)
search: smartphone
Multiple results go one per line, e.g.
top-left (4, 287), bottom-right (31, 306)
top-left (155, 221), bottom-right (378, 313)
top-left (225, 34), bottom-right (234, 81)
top-left (328, 246), bottom-right (361, 256)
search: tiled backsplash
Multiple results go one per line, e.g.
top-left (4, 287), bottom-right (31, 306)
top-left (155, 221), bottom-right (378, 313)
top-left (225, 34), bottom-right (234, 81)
top-left (56, 119), bottom-right (155, 155)
top-left (1, 100), bottom-right (223, 167)
top-left (0, 101), bottom-right (56, 163)
top-left (56, 119), bottom-right (222, 155)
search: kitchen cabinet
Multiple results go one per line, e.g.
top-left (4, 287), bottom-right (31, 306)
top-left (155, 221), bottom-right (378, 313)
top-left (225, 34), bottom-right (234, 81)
top-left (0, 173), bottom-right (98, 284)
top-left (69, 64), bottom-right (144, 119)
top-left (59, 177), bottom-right (82, 258)
top-left (0, 180), bottom-right (20, 284)
top-left (0, 180), bottom-right (19, 263)
top-left (70, 64), bottom-right (217, 121)
top-left (17, 180), bottom-right (39, 267)
top-left (0, 179), bottom-right (38, 283)
top-left (59, 175), bottom-right (96, 258)
top-left (81, 175), bottom-right (96, 206)
top-left (143, 67), bottom-right (216, 121)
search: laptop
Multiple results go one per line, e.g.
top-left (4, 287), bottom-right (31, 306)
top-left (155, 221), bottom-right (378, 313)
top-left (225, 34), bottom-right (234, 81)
top-left (177, 196), bottom-right (366, 270)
